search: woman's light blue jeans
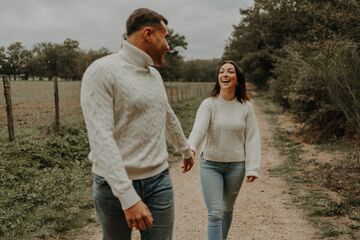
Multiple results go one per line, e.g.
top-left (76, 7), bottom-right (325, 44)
top-left (200, 156), bottom-right (246, 240)
top-left (93, 169), bottom-right (174, 240)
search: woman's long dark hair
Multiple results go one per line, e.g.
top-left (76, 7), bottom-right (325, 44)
top-left (209, 60), bottom-right (249, 103)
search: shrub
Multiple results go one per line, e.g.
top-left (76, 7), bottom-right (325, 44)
top-left (271, 40), bottom-right (360, 139)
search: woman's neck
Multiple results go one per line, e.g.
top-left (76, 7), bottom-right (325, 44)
top-left (220, 89), bottom-right (235, 101)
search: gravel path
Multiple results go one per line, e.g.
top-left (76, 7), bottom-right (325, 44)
top-left (82, 99), bottom-right (319, 240)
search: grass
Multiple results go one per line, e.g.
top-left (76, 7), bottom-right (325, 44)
top-left (0, 80), bottom-right (209, 239)
top-left (254, 92), bottom-right (360, 239)
top-left (0, 126), bottom-right (93, 239)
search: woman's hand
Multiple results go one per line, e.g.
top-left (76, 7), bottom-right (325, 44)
top-left (246, 176), bottom-right (257, 183)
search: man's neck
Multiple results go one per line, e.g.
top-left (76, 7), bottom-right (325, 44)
top-left (127, 36), bottom-right (148, 55)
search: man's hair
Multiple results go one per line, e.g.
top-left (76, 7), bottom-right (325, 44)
top-left (126, 8), bottom-right (168, 36)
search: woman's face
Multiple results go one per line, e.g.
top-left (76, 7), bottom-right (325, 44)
top-left (218, 63), bottom-right (237, 91)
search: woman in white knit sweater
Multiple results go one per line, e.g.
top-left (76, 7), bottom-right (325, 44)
top-left (188, 60), bottom-right (261, 240)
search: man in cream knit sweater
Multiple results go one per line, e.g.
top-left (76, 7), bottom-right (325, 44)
top-left (80, 8), bottom-right (194, 240)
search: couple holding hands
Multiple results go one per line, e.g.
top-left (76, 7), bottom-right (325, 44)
top-left (80, 8), bottom-right (261, 240)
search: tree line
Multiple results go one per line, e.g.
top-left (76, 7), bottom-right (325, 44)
top-left (0, 39), bottom-right (110, 81)
top-left (0, 30), bottom-right (219, 82)
top-left (224, 0), bottom-right (360, 140)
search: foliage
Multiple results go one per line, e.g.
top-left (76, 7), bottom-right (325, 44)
top-left (2, 42), bottom-right (31, 79)
top-left (0, 46), bottom-right (6, 73)
top-left (224, 0), bottom-right (360, 87)
top-left (0, 39), bottom-right (110, 81)
top-left (271, 40), bottom-right (360, 138)
top-left (29, 39), bottom-right (84, 80)
top-left (0, 126), bottom-right (92, 239)
top-left (320, 41), bottom-right (360, 136)
top-left (183, 59), bottom-right (220, 82)
top-left (158, 29), bottom-right (188, 81)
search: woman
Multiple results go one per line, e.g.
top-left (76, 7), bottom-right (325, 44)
top-left (188, 60), bottom-right (261, 240)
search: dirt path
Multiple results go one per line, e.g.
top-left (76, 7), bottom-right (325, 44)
top-left (82, 99), bottom-right (319, 240)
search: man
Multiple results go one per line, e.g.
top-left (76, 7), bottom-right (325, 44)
top-left (80, 8), bottom-right (194, 240)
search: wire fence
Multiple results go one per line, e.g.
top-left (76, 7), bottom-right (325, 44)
top-left (0, 77), bottom-right (213, 141)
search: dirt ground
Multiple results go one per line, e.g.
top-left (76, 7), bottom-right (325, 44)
top-left (80, 99), bottom-right (319, 240)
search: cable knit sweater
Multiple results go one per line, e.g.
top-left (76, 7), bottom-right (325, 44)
top-left (80, 41), bottom-right (191, 210)
top-left (188, 96), bottom-right (261, 177)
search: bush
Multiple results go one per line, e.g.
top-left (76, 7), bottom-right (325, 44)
top-left (271, 40), bottom-right (360, 140)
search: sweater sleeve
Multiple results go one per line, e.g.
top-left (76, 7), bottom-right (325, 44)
top-left (165, 102), bottom-right (192, 159)
top-left (80, 62), bottom-right (140, 210)
top-left (244, 101), bottom-right (261, 177)
top-left (188, 99), bottom-right (211, 155)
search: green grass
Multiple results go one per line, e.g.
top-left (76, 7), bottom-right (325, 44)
top-left (166, 96), bottom-right (204, 161)
top-left (0, 125), bottom-right (93, 239)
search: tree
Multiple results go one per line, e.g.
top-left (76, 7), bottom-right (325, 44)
top-left (31, 42), bottom-right (60, 80)
top-left (57, 38), bottom-right (81, 80)
top-left (223, 0), bottom-right (360, 88)
top-left (5, 42), bottom-right (30, 80)
top-left (76, 47), bottom-right (111, 80)
top-left (159, 29), bottom-right (188, 81)
top-left (0, 46), bottom-right (6, 75)
top-left (183, 59), bottom-right (219, 82)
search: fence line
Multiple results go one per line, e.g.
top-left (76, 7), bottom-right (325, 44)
top-left (164, 82), bottom-right (213, 104)
top-left (1, 81), bottom-right (213, 142)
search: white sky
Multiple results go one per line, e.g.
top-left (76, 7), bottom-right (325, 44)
top-left (0, 0), bottom-right (254, 59)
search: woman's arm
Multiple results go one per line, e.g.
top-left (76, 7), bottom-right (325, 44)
top-left (244, 102), bottom-right (261, 178)
top-left (188, 99), bottom-right (212, 156)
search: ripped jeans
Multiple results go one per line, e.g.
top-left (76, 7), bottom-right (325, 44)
top-left (200, 156), bottom-right (246, 240)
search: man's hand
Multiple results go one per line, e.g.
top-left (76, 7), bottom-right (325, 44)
top-left (246, 176), bottom-right (257, 183)
top-left (181, 154), bottom-right (194, 173)
top-left (124, 201), bottom-right (153, 230)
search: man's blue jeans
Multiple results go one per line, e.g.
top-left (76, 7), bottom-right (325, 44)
top-left (93, 169), bottom-right (174, 240)
top-left (200, 157), bottom-right (246, 240)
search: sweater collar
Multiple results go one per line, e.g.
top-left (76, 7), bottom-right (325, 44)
top-left (119, 41), bottom-right (154, 68)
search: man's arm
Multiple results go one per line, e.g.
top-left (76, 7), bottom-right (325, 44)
top-left (81, 62), bottom-right (141, 209)
top-left (81, 62), bottom-right (153, 229)
top-left (165, 102), bottom-right (194, 172)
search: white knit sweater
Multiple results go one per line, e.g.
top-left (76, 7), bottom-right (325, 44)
top-left (188, 96), bottom-right (261, 177)
top-left (80, 41), bottom-right (191, 209)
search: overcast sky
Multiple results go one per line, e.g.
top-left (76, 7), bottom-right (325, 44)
top-left (0, 0), bottom-right (254, 60)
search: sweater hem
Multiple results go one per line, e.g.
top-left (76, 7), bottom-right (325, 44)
top-left (203, 153), bottom-right (245, 163)
top-left (92, 161), bottom-right (169, 181)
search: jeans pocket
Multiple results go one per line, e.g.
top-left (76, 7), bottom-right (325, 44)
top-left (93, 174), bottom-right (110, 188)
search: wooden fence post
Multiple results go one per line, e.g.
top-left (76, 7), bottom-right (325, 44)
top-left (3, 76), bottom-right (15, 142)
top-left (170, 83), bottom-right (174, 104)
top-left (54, 77), bottom-right (60, 130)
top-left (176, 85), bottom-right (179, 103)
